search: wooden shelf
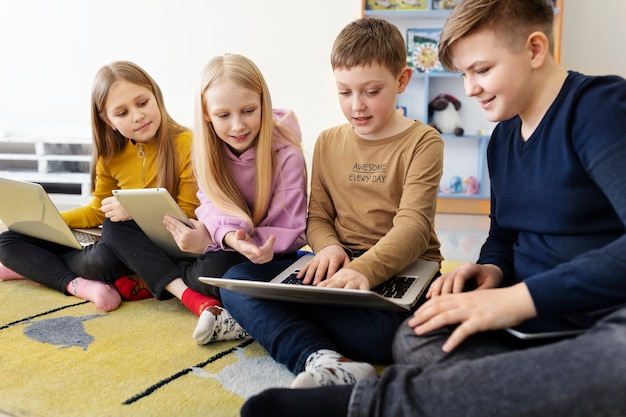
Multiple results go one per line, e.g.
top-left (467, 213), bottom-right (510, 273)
top-left (436, 196), bottom-right (489, 215)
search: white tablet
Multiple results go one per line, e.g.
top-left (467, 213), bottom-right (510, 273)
top-left (113, 188), bottom-right (196, 258)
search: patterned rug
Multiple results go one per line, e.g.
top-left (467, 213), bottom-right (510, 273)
top-left (0, 279), bottom-right (293, 417)
top-left (0, 261), bottom-right (461, 417)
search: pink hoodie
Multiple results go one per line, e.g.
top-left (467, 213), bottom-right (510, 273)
top-left (195, 109), bottom-right (307, 255)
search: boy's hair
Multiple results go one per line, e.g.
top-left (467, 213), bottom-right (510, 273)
top-left (438, 0), bottom-right (555, 71)
top-left (331, 17), bottom-right (406, 77)
top-left (90, 61), bottom-right (187, 196)
top-left (194, 53), bottom-right (302, 229)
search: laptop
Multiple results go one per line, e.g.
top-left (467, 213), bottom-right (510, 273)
top-left (113, 188), bottom-right (197, 258)
top-left (0, 177), bottom-right (101, 250)
top-left (200, 255), bottom-right (439, 311)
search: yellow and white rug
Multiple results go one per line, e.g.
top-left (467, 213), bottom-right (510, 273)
top-left (0, 261), bottom-right (462, 417)
top-left (0, 279), bottom-right (293, 417)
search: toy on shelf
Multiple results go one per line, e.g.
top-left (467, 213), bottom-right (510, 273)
top-left (439, 175), bottom-right (480, 195)
top-left (449, 176), bottom-right (463, 194)
top-left (464, 176), bottom-right (480, 195)
top-left (428, 94), bottom-right (464, 136)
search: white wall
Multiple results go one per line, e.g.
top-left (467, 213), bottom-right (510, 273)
top-left (0, 0), bottom-right (361, 164)
top-left (560, 0), bottom-right (626, 77)
top-left (0, 0), bottom-right (624, 165)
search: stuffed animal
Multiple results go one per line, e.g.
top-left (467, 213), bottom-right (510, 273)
top-left (428, 94), bottom-right (464, 136)
top-left (464, 176), bottom-right (480, 195)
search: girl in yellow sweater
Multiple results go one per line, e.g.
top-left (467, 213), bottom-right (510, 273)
top-left (0, 61), bottom-right (220, 318)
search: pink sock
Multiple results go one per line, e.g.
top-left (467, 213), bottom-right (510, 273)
top-left (181, 288), bottom-right (220, 316)
top-left (0, 265), bottom-right (26, 281)
top-left (66, 277), bottom-right (121, 312)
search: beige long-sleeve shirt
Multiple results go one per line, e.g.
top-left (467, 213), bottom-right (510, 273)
top-left (306, 121), bottom-right (443, 288)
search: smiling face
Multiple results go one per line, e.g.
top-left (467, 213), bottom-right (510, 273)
top-left (101, 80), bottom-right (162, 143)
top-left (334, 63), bottom-right (406, 140)
top-left (452, 29), bottom-right (534, 123)
top-left (203, 80), bottom-right (262, 156)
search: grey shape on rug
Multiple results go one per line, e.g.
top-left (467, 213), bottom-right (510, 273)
top-left (23, 314), bottom-right (105, 350)
top-left (191, 347), bottom-right (294, 398)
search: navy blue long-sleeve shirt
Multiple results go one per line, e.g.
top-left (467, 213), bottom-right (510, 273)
top-left (477, 71), bottom-right (626, 317)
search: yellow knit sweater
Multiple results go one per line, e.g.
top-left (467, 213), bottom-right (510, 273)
top-left (61, 131), bottom-right (198, 228)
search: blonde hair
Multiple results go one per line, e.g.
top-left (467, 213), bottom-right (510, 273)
top-left (438, 0), bottom-right (555, 71)
top-left (331, 17), bottom-right (406, 77)
top-left (193, 54), bottom-right (302, 230)
top-left (90, 61), bottom-right (188, 196)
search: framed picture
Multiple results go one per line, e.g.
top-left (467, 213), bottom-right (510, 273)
top-left (406, 29), bottom-right (447, 73)
top-left (432, 0), bottom-right (459, 9)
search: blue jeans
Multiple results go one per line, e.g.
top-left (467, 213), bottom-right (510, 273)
top-left (347, 306), bottom-right (626, 417)
top-left (220, 259), bottom-right (412, 374)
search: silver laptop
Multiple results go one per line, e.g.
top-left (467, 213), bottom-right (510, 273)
top-left (113, 188), bottom-right (197, 258)
top-left (0, 177), bottom-right (101, 250)
top-left (200, 255), bottom-right (439, 311)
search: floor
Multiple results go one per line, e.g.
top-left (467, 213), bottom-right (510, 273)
top-left (435, 212), bottom-right (490, 263)
top-left (0, 211), bottom-right (488, 417)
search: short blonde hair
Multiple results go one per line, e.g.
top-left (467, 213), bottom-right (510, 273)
top-left (438, 0), bottom-right (555, 71)
top-left (331, 17), bottom-right (406, 77)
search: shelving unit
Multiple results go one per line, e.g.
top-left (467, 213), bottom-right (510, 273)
top-left (363, 0), bottom-right (495, 214)
top-left (363, 0), bottom-right (564, 215)
top-left (0, 135), bottom-right (92, 197)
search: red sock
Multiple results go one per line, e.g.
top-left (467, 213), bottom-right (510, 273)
top-left (114, 274), bottom-right (153, 301)
top-left (181, 288), bottom-right (220, 316)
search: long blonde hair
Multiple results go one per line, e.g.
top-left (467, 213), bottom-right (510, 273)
top-left (193, 54), bottom-right (301, 230)
top-left (90, 61), bottom-right (188, 195)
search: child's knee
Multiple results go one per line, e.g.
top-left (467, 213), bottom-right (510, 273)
top-left (392, 319), bottom-right (450, 367)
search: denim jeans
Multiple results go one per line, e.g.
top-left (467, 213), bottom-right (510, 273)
top-left (220, 259), bottom-right (412, 373)
top-left (348, 306), bottom-right (626, 417)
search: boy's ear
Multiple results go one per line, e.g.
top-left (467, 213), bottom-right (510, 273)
top-left (396, 66), bottom-right (413, 94)
top-left (527, 31), bottom-right (550, 69)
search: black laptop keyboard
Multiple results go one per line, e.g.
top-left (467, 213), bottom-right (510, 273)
top-left (281, 272), bottom-right (305, 285)
top-left (281, 271), bottom-right (416, 299)
top-left (372, 276), bottom-right (415, 299)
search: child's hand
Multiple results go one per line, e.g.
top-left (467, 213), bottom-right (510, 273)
top-left (409, 283), bottom-right (537, 352)
top-left (427, 263), bottom-right (503, 298)
top-left (316, 268), bottom-right (370, 290)
top-left (225, 229), bottom-right (275, 264)
top-left (164, 216), bottom-right (211, 254)
top-left (297, 245), bottom-right (350, 285)
top-left (100, 196), bottom-right (132, 222)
